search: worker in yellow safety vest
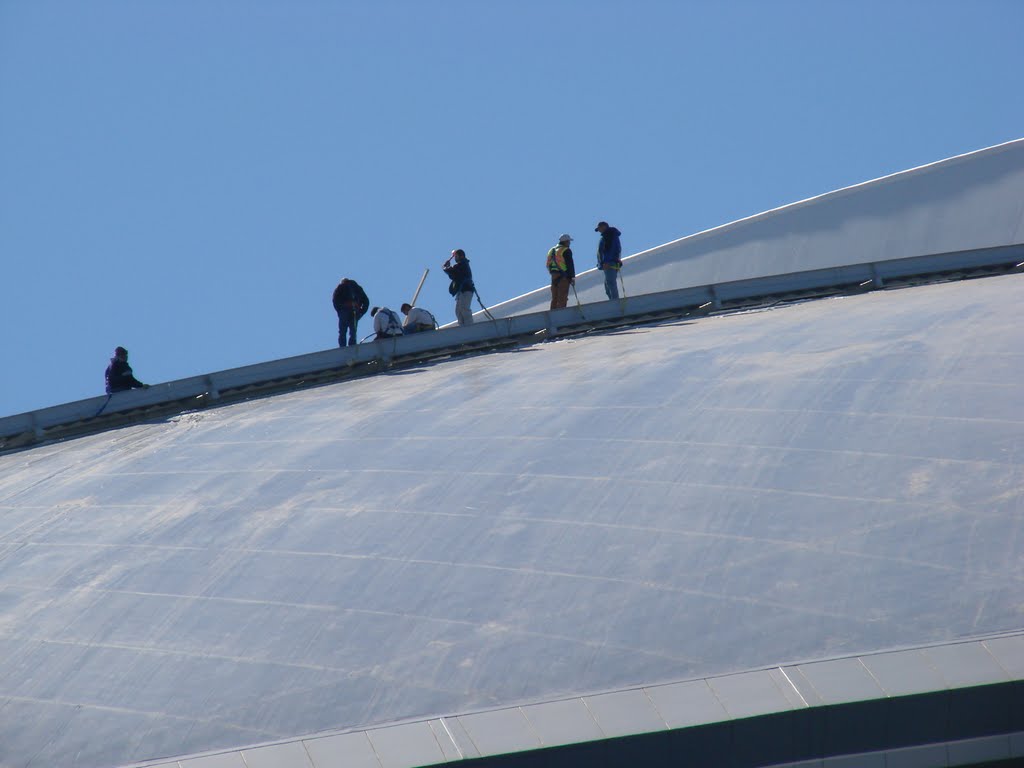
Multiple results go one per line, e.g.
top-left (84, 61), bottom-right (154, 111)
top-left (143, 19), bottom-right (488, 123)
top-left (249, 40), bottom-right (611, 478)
top-left (546, 233), bottom-right (576, 310)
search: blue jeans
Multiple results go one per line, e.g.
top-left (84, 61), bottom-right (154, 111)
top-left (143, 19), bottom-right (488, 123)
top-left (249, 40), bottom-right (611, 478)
top-left (338, 309), bottom-right (358, 347)
top-left (603, 268), bottom-right (620, 300)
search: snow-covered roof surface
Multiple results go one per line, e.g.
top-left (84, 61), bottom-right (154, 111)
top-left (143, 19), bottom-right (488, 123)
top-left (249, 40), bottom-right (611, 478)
top-left (0, 269), bottom-right (1021, 767)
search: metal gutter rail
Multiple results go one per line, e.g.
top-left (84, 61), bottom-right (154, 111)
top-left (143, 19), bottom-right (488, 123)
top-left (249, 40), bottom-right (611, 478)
top-left (2, 243), bottom-right (1021, 452)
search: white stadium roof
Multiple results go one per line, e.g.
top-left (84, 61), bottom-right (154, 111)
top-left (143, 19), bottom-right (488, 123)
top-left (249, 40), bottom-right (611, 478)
top-left (0, 140), bottom-right (1022, 768)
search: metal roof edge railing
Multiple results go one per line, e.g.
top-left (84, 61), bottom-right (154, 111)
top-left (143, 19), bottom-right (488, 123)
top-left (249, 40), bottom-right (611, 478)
top-left (2, 242), bottom-right (1021, 452)
top-left (120, 629), bottom-right (1024, 768)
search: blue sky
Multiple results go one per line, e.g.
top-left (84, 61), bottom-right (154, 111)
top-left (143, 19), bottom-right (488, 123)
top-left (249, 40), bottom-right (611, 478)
top-left (2, 0), bottom-right (1022, 418)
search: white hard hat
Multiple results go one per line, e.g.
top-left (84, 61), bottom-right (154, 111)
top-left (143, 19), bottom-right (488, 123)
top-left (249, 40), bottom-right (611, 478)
top-left (558, 233), bottom-right (572, 244)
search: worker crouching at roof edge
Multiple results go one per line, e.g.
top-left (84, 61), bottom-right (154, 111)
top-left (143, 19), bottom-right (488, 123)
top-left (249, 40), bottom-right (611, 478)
top-left (370, 306), bottom-right (404, 340)
top-left (401, 303), bottom-right (437, 334)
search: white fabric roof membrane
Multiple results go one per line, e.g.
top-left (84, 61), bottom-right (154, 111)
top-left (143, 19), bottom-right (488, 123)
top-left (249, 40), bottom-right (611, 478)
top-left (0, 271), bottom-right (1021, 767)
top-left (488, 137), bottom-right (1024, 317)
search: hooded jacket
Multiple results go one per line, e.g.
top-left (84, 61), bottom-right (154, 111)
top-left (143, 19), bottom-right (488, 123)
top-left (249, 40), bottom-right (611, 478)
top-left (105, 357), bottom-right (145, 393)
top-left (597, 227), bottom-right (623, 269)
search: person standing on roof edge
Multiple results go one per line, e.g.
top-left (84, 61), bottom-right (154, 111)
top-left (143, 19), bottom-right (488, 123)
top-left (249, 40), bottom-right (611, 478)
top-left (546, 233), bottom-right (575, 310)
top-left (332, 277), bottom-right (370, 347)
top-left (105, 346), bottom-right (148, 393)
top-left (370, 306), bottom-right (404, 340)
top-left (400, 303), bottom-right (437, 334)
top-left (595, 221), bottom-right (622, 300)
top-left (443, 249), bottom-right (475, 326)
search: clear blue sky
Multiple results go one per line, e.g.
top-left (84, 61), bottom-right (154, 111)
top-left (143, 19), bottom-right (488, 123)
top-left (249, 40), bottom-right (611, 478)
top-left (2, 0), bottom-right (1022, 418)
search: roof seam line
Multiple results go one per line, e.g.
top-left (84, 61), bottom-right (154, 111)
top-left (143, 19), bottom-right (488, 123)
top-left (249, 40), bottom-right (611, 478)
top-left (438, 717), bottom-right (464, 760)
top-left (776, 666), bottom-right (809, 708)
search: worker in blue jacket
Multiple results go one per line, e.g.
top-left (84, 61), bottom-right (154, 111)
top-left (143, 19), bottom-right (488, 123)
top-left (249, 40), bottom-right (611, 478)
top-left (595, 221), bottom-right (623, 299)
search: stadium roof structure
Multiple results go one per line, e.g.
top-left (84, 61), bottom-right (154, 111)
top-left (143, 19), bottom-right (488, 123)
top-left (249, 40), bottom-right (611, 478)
top-left (0, 140), bottom-right (1023, 768)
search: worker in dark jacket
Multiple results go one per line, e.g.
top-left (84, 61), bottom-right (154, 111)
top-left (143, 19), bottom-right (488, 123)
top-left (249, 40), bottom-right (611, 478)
top-left (442, 249), bottom-right (475, 326)
top-left (595, 221), bottom-right (623, 299)
top-left (332, 277), bottom-right (370, 347)
top-left (546, 233), bottom-right (576, 310)
top-left (105, 346), bottom-right (147, 393)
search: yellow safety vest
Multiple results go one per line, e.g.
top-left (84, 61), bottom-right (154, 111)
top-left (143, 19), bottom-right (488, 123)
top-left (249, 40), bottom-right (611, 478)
top-left (547, 245), bottom-right (569, 274)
